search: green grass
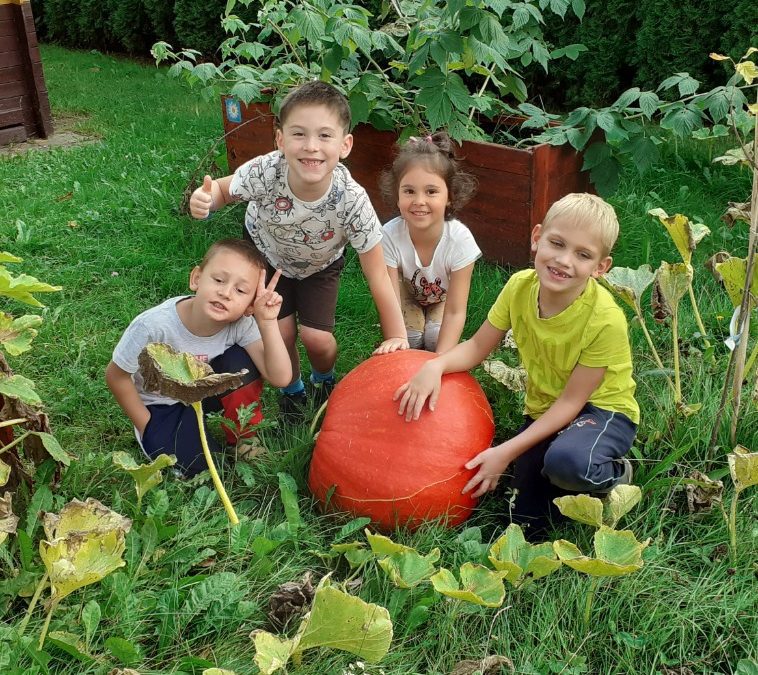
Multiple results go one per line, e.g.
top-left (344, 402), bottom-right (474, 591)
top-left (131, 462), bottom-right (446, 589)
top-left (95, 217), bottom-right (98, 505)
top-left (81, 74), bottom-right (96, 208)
top-left (0, 45), bottom-right (756, 675)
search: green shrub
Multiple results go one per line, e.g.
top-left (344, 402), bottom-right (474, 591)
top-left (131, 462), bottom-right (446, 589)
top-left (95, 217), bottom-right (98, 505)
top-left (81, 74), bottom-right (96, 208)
top-left (108, 0), bottom-right (155, 54)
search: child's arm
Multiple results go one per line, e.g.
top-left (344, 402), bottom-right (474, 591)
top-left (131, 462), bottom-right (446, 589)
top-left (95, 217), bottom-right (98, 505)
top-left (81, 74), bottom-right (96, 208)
top-left (435, 262), bottom-right (476, 354)
top-left (358, 244), bottom-right (409, 354)
top-left (243, 269), bottom-right (292, 387)
top-left (189, 175), bottom-right (236, 220)
top-left (462, 364), bottom-right (606, 498)
top-left (394, 319), bottom-right (505, 421)
top-left (105, 361), bottom-right (151, 435)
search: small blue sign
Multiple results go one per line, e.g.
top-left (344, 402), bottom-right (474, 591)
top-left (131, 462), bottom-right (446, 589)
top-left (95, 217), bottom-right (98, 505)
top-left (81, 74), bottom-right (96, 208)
top-left (225, 98), bottom-right (242, 124)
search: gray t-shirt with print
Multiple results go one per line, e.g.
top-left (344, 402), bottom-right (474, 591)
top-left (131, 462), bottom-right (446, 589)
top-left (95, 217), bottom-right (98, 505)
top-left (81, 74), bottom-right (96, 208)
top-left (229, 150), bottom-right (383, 279)
top-left (112, 296), bottom-right (261, 406)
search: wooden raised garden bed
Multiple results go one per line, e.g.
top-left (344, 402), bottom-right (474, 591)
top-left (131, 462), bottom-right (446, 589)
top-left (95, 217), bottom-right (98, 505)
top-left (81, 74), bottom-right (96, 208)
top-left (0, 0), bottom-right (52, 145)
top-left (221, 96), bottom-right (592, 268)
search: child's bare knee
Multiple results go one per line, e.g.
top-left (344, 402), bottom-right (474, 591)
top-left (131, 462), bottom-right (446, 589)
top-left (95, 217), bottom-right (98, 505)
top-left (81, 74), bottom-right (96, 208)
top-left (299, 326), bottom-right (335, 355)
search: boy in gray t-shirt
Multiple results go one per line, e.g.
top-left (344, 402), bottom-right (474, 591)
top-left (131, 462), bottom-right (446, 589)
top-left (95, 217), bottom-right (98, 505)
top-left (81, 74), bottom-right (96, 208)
top-left (106, 239), bottom-right (291, 476)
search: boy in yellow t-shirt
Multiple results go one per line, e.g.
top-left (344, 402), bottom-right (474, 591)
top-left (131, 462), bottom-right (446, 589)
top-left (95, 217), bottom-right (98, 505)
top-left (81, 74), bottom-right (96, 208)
top-left (395, 193), bottom-right (639, 538)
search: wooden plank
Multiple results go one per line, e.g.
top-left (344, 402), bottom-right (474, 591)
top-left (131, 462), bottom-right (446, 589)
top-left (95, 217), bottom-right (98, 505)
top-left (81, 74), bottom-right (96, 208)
top-left (0, 124), bottom-right (26, 144)
top-left (0, 50), bottom-right (19, 68)
top-left (10, 1), bottom-right (51, 138)
top-left (0, 79), bottom-right (24, 98)
top-left (0, 104), bottom-right (22, 128)
top-left (0, 29), bottom-right (17, 51)
top-left (0, 19), bottom-right (14, 37)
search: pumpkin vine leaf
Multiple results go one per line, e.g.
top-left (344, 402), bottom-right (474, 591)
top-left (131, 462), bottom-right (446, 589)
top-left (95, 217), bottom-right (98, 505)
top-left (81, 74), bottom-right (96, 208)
top-left (554, 485), bottom-right (642, 530)
top-left (430, 563), bottom-right (508, 607)
top-left (112, 451), bottom-right (178, 511)
top-left (32, 498), bottom-right (132, 649)
top-left (251, 574), bottom-right (393, 674)
top-left (723, 446), bottom-right (758, 563)
top-left (488, 523), bottom-right (561, 588)
top-left (0, 491), bottom-right (19, 546)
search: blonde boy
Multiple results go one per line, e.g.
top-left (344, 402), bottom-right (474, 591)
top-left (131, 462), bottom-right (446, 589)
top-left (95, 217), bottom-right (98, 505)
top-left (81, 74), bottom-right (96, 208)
top-left (189, 81), bottom-right (408, 420)
top-left (395, 193), bottom-right (639, 538)
top-left (106, 239), bottom-right (291, 476)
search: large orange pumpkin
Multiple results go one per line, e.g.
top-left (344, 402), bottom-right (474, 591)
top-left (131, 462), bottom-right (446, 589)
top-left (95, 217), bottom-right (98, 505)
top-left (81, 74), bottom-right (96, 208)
top-left (308, 350), bottom-right (495, 530)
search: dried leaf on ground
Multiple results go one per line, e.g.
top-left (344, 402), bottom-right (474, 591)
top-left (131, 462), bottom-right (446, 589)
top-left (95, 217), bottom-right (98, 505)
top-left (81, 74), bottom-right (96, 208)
top-left (685, 471), bottom-right (723, 514)
top-left (267, 571), bottom-right (315, 630)
top-left (721, 201), bottom-right (750, 227)
top-left (483, 360), bottom-right (527, 392)
top-left (450, 655), bottom-right (515, 675)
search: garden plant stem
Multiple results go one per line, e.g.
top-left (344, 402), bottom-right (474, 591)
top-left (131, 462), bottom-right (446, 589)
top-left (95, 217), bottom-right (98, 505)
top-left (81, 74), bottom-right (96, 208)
top-left (17, 572), bottom-right (48, 636)
top-left (191, 402), bottom-right (239, 525)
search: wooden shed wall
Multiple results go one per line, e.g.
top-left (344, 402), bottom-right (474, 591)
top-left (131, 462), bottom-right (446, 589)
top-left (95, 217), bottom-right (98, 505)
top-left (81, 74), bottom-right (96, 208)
top-left (0, 0), bottom-right (52, 145)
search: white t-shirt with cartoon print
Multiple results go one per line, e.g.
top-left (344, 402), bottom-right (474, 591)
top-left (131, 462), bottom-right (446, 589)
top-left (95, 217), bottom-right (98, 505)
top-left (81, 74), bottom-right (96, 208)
top-left (382, 216), bottom-right (482, 306)
top-left (229, 151), bottom-right (383, 280)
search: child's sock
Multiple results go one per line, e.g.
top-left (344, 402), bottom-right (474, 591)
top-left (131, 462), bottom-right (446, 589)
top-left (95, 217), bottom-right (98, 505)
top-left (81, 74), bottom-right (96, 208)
top-left (280, 378), bottom-right (306, 396)
top-left (310, 368), bottom-right (336, 385)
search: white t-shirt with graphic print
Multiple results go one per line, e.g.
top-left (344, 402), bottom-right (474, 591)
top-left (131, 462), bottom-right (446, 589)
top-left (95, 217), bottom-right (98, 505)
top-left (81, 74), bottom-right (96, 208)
top-left (382, 216), bottom-right (482, 306)
top-left (229, 151), bottom-right (383, 280)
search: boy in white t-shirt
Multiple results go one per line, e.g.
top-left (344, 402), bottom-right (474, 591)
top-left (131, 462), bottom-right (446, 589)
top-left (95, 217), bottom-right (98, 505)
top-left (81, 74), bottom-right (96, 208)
top-left (189, 81), bottom-right (408, 421)
top-left (106, 239), bottom-right (291, 476)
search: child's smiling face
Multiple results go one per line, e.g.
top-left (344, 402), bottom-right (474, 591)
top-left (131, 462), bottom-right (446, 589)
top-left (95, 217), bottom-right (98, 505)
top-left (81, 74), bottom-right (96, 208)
top-left (531, 216), bottom-right (612, 309)
top-left (397, 164), bottom-right (449, 235)
top-left (275, 104), bottom-right (353, 201)
top-left (189, 249), bottom-right (259, 326)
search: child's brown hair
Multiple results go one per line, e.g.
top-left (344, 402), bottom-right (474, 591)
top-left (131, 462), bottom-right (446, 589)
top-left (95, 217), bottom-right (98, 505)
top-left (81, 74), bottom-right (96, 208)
top-left (199, 238), bottom-right (266, 270)
top-left (278, 80), bottom-right (351, 134)
top-left (379, 131), bottom-right (477, 219)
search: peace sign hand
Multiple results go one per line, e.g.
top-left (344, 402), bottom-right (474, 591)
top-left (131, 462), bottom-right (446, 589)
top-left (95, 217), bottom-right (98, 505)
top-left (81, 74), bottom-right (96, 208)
top-left (249, 269), bottom-right (283, 322)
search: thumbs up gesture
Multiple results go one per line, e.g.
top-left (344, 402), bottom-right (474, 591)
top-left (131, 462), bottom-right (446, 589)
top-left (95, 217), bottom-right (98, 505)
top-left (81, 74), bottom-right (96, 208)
top-left (189, 175), bottom-right (215, 220)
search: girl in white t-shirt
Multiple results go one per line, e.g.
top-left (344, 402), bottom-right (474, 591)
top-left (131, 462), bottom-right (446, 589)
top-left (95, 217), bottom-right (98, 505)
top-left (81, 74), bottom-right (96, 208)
top-left (380, 132), bottom-right (481, 353)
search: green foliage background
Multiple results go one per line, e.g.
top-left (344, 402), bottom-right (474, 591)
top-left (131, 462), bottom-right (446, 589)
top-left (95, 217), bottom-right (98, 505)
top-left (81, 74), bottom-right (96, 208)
top-left (29, 0), bottom-right (758, 108)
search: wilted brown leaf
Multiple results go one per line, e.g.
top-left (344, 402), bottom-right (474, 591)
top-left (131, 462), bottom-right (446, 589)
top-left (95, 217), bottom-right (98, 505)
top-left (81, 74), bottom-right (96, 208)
top-left (138, 343), bottom-right (246, 405)
top-left (721, 201), bottom-right (750, 227)
top-left (450, 655), bottom-right (515, 675)
top-left (268, 571), bottom-right (316, 630)
top-left (651, 281), bottom-right (671, 323)
top-left (685, 471), bottom-right (723, 514)
top-left (0, 491), bottom-right (19, 545)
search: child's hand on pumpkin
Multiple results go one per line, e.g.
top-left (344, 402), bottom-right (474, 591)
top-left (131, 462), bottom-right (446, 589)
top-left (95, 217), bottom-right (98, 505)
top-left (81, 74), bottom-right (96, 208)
top-left (190, 175), bottom-right (215, 219)
top-left (373, 336), bottom-right (410, 355)
top-left (248, 269), bottom-right (282, 322)
top-left (393, 361), bottom-right (443, 421)
top-left (462, 445), bottom-right (511, 498)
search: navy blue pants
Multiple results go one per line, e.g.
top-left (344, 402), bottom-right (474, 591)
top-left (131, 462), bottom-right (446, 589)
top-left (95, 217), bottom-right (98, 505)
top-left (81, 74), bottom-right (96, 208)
top-left (139, 345), bottom-right (263, 477)
top-left (508, 403), bottom-right (637, 539)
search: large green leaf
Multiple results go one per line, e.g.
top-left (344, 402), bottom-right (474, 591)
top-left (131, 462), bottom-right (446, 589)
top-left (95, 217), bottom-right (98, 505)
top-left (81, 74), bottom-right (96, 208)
top-left (0, 374), bottom-right (41, 406)
top-left (602, 484), bottom-right (642, 528)
top-left (34, 432), bottom-right (75, 466)
top-left (112, 452), bottom-right (177, 506)
top-left (553, 526), bottom-right (649, 577)
top-left (0, 268), bottom-right (62, 307)
top-left (0, 313), bottom-right (42, 356)
top-left (488, 523), bottom-right (561, 587)
top-left (365, 530), bottom-right (416, 556)
top-left (727, 445), bottom-right (758, 493)
top-left (138, 342), bottom-right (246, 404)
top-left (601, 265), bottom-right (655, 315)
top-left (378, 548), bottom-right (440, 589)
top-left (430, 563), bottom-right (507, 607)
top-left (251, 575), bottom-right (392, 673)
top-left (654, 262), bottom-right (692, 310)
top-left (648, 209), bottom-right (710, 264)
top-left (712, 256), bottom-right (758, 309)
top-left (40, 499), bottom-right (132, 603)
top-left (0, 252), bottom-right (22, 264)
top-left (553, 494), bottom-right (603, 527)
top-left (47, 631), bottom-right (95, 662)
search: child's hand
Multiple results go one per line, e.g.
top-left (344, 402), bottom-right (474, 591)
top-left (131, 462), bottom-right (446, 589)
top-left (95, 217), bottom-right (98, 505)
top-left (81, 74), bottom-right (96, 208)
top-left (190, 175), bottom-right (214, 220)
top-left (462, 445), bottom-right (511, 498)
top-left (393, 361), bottom-right (442, 421)
top-left (249, 269), bottom-right (283, 322)
top-left (373, 337), bottom-right (409, 355)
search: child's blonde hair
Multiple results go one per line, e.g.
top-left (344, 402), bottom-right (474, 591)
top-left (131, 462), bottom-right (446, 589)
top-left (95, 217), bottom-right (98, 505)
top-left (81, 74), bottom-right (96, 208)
top-left (542, 193), bottom-right (619, 256)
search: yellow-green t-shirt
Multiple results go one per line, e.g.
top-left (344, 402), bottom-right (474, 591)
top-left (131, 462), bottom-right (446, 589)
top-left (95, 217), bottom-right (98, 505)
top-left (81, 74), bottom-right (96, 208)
top-left (487, 269), bottom-right (639, 424)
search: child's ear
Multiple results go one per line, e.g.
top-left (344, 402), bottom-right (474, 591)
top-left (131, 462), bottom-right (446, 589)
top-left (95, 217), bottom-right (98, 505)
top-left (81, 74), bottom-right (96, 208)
top-left (530, 224), bottom-right (542, 252)
top-left (275, 128), bottom-right (284, 152)
top-left (593, 256), bottom-right (613, 277)
top-left (189, 266), bottom-right (202, 291)
top-left (339, 133), bottom-right (354, 160)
